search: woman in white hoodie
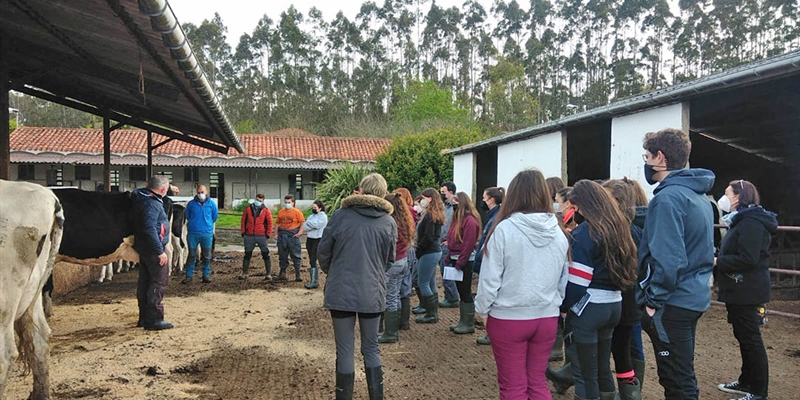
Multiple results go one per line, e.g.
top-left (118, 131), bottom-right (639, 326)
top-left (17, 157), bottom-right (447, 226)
top-left (476, 169), bottom-right (570, 400)
top-left (303, 200), bottom-right (328, 289)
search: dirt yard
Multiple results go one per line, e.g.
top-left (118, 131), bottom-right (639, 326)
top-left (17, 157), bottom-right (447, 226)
top-left (6, 251), bottom-right (800, 399)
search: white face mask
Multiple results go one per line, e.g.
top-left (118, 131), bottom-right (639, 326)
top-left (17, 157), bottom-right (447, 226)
top-left (284, 203), bottom-right (293, 210)
top-left (413, 205), bottom-right (422, 213)
top-left (717, 195), bottom-right (731, 213)
top-left (420, 198), bottom-right (430, 208)
top-left (197, 193), bottom-right (207, 201)
top-left (553, 202), bottom-right (560, 212)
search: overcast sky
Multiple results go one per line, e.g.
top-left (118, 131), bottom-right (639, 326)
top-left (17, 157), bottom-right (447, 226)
top-left (168, 0), bottom-right (490, 48)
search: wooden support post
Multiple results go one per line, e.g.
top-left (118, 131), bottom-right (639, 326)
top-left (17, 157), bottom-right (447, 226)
top-left (146, 130), bottom-right (153, 179)
top-left (1, 35), bottom-right (10, 180)
top-left (103, 116), bottom-right (111, 192)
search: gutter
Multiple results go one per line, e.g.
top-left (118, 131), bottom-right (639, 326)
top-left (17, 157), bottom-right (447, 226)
top-left (447, 50), bottom-right (800, 155)
top-left (138, 0), bottom-right (244, 153)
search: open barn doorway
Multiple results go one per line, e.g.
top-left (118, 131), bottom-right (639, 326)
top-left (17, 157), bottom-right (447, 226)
top-left (566, 120), bottom-right (611, 185)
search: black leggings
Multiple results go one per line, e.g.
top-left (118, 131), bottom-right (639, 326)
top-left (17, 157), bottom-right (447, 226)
top-left (611, 324), bottom-right (634, 374)
top-left (454, 260), bottom-right (474, 303)
top-left (306, 237), bottom-right (321, 269)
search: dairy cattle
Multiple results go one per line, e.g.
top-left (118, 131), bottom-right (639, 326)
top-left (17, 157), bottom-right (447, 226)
top-left (170, 204), bottom-right (188, 273)
top-left (0, 180), bottom-right (64, 400)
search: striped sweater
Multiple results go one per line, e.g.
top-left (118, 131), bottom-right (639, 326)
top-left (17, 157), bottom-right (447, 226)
top-left (562, 222), bottom-right (622, 314)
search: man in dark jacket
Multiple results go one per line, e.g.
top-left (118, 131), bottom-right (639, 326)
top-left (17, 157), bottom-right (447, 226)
top-left (132, 176), bottom-right (173, 331)
top-left (638, 128), bottom-right (715, 400)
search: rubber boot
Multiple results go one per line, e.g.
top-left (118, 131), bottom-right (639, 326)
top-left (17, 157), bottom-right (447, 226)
top-left (305, 267), bottom-right (319, 289)
top-left (378, 313), bottom-right (385, 334)
top-left (550, 328), bottom-right (564, 361)
top-left (276, 269), bottom-right (287, 281)
top-left (262, 253), bottom-right (272, 281)
top-left (335, 372), bottom-right (355, 400)
top-left (295, 266), bottom-right (302, 282)
top-left (617, 378), bottom-right (642, 400)
top-left (415, 295), bottom-right (438, 323)
top-left (599, 392), bottom-right (617, 400)
top-left (238, 252), bottom-right (251, 280)
top-left (412, 287), bottom-right (426, 314)
top-left (476, 334), bottom-right (491, 345)
top-left (632, 359), bottom-right (645, 391)
top-left (377, 311), bottom-right (400, 343)
top-left (453, 302), bottom-right (475, 334)
top-left (399, 297), bottom-right (411, 330)
top-left (574, 395), bottom-right (599, 400)
top-left (547, 341), bottom-right (576, 394)
top-left (365, 366), bottom-right (384, 400)
top-left (439, 297), bottom-right (459, 308)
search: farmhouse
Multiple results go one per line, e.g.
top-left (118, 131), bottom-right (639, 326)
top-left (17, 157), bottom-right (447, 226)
top-left (9, 127), bottom-right (390, 208)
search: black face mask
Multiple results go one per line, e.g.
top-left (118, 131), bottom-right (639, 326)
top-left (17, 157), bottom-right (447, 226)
top-left (644, 163), bottom-right (658, 185)
top-left (441, 193), bottom-right (448, 202)
top-left (312, 209), bottom-right (319, 214)
top-left (452, 203), bottom-right (459, 211)
top-left (573, 211), bottom-right (586, 225)
top-left (479, 201), bottom-right (489, 211)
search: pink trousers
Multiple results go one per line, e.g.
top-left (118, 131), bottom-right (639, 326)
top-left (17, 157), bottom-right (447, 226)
top-left (486, 316), bottom-right (559, 400)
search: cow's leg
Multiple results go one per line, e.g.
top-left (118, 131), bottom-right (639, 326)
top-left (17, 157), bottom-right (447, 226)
top-left (107, 263), bottom-right (114, 281)
top-left (0, 319), bottom-right (17, 397)
top-left (98, 264), bottom-right (106, 283)
top-left (15, 296), bottom-right (51, 400)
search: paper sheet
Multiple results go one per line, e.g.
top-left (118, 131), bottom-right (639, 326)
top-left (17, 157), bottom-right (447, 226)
top-left (443, 266), bottom-right (464, 282)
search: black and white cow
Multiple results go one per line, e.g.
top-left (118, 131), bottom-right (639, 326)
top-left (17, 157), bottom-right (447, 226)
top-left (0, 180), bottom-right (64, 400)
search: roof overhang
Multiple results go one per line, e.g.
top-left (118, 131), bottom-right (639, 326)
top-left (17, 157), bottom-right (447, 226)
top-left (1, 0), bottom-right (244, 154)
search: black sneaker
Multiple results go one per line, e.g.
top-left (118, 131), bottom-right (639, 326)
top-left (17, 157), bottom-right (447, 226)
top-left (202, 275), bottom-right (212, 283)
top-left (718, 381), bottom-right (750, 395)
top-left (181, 276), bottom-right (193, 284)
top-left (731, 394), bottom-right (767, 400)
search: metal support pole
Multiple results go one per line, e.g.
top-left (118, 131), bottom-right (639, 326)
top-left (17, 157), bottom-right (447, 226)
top-left (0, 34), bottom-right (10, 180)
top-left (103, 116), bottom-right (111, 192)
top-left (146, 130), bottom-right (153, 179)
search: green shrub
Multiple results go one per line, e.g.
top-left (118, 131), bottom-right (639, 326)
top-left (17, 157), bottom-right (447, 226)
top-left (315, 163), bottom-right (373, 215)
top-left (375, 126), bottom-right (486, 193)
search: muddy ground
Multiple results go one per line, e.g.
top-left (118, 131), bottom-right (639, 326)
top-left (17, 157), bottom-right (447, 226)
top-left (6, 251), bottom-right (800, 399)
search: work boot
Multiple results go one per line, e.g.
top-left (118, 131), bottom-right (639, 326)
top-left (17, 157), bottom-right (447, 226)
top-left (439, 298), bottom-right (459, 308)
top-left (143, 321), bottom-right (174, 331)
top-left (365, 366), bottom-right (384, 400)
top-left (476, 334), bottom-right (491, 345)
top-left (276, 270), bottom-right (287, 282)
top-left (181, 276), bottom-right (192, 284)
top-left (453, 302), bottom-right (475, 334)
top-left (305, 267), bottom-right (319, 289)
top-left (262, 254), bottom-right (272, 281)
top-left (632, 359), bottom-right (645, 391)
top-left (399, 297), bottom-right (411, 330)
top-left (550, 328), bottom-right (564, 361)
top-left (412, 287), bottom-right (426, 314)
top-left (295, 267), bottom-right (303, 282)
top-left (599, 392), bottom-right (617, 400)
top-left (202, 275), bottom-right (211, 283)
top-left (377, 311), bottom-right (400, 343)
top-left (238, 252), bottom-right (252, 279)
top-left (617, 378), bottom-right (642, 400)
top-left (415, 295), bottom-right (438, 324)
top-left (335, 371), bottom-right (355, 400)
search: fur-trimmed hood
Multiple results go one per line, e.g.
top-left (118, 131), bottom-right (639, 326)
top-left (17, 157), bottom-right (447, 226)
top-left (341, 194), bottom-right (394, 216)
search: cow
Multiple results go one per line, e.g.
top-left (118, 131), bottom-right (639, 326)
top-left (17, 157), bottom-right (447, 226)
top-left (0, 180), bottom-right (64, 400)
top-left (170, 204), bottom-right (188, 273)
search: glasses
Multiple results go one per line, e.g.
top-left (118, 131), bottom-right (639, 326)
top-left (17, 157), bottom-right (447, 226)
top-left (641, 154), bottom-right (648, 162)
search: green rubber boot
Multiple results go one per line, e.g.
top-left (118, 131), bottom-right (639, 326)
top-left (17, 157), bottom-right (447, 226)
top-left (335, 371), bottom-right (354, 400)
top-left (476, 334), bottom-right (491, 345)
top-left (377, 311), bottom-right (400, 343)
top-left (304, 267), bottom-right (319, 289)
top-left (453, 302), bottom-right (475, 334)
top-left (399, 297), bottom-right (411, 330)
top-left (415, 295), bottom-right (438, 324)
top-left (550, 327), bottom-right (564, 361)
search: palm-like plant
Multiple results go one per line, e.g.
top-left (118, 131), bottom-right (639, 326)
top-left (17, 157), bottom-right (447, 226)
top-left (315, 163), bottom-right (373, 215)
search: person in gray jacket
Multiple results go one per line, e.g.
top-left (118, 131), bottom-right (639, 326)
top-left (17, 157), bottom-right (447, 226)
top-left (319, 173), bottom-right (397, 400)
top-left (303, 200), bottom-right (327, 289)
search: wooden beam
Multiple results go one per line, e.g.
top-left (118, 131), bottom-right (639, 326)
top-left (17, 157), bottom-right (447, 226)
top-left (103, 116), bottom-right (111, 192)
top-left (146, 130), bottom-right (152, 180)
top-left (0, 34), bottom-right (8, 180)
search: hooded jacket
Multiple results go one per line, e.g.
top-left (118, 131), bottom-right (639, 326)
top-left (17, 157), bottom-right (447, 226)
top-left (475, 212), bottom-right (569, 320)
top-left (415, 212), bottom-right (443, 256)
top-left (716, 206), bottom-right (778, 305)
top-left (304, 211), bottom-right (328, 239)
top-left (473, 205), bottom-right (500, 273)
top-left (186, 196), bottom-right (218, 234)
top-left (637, 168), bottom-right (716, 313)
top-left (320, 195), bottom-right (397, 313)
top-left (131, 188), bottom-right (170, 256)
top-left (446, 213), bottom-right (480, 270)
top-left (241, 204), bottom-right (273, 237)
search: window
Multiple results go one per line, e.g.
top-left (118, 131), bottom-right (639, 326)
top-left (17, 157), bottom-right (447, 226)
top-left (18, 164), bottom-right (35, 180)
top-left (110, 170), bottom-right (120, 192)
top-left (156, 171), bottom-right (173, 183)
top-left (46, 168), bottom-right (63, 186)
top-left (295, 173), bottom-right (303, 200)
top-left (129, 167), bottom-right (146, 182)
top-left (75, 165), bottom-right (91, 181)
top-left (209, 172), bottom-right (219, 198)
top-left (184, 167), bottom-right (199, 182)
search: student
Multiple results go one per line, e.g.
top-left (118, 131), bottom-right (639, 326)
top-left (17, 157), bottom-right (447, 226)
top-left (474, 186), bottom-right (505, 345)
top-left (238, 193), bottom-right (273, 280)
top-left (715, 180), bottom-right (777, 400)
top-left (446, 192), bottom-right (481, 334)
top-left (393, 188), bottom-right (418, 330)
top-left (439, 181), bottom-right (460, 308)
top-left (377, 193), bottom-right (415, 343)
top-left (639, 128), bottom-right (715, 400)
top-left (303, 200), bottom-right (327, 289)
top-left (415, 188), bottom-right (445, 324)
top-left (274, 194), bottom-right (305, 282)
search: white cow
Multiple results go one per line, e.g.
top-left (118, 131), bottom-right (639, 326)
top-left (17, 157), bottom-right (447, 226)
top-left (0, 180), bottom-right (64, 400)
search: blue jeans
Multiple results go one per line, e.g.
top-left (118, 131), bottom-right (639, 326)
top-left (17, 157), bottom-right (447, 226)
top-left (186, 232), bottom-right (213, 277)
top-left (417, 252), bottom-right (441, 297)
top-left (400, 248), bottom-right (417, 298)
top-left (439, 244), bottom-right (458, 301)
top-left (385, 258), bottom-right (408, 312)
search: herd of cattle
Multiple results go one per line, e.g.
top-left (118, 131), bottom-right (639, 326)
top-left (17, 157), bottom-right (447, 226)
top-left (1, 180), bottom-right (190, 399)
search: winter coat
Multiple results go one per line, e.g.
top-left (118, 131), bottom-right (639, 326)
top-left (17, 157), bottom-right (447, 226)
top-left (185, 196), bottom-right (218, 234)
top-left (475, 212), bottom-right (569, 321)
top-left (304, 211), bottom-right (328, 239)
top-left (716, 206), bottom-right (778, 305)
top-left (563, 222), bottom-right (624, 313)
top-left (131, 188), bottom-right (170, 256)
top-left (474, 205), bottom-right (500, 273)
top-left (442, 201), bottom-right (453, 244)
top-left (637, 168), bottom-right (716, 313)
top-left (241, 204), bottom-right (273, 237)
top-left (415, 212), bottom-right (442, 256)
top-left (320, 195), bottom-right (397, 313)
top-left (446, 214), bottom-right (480, 270)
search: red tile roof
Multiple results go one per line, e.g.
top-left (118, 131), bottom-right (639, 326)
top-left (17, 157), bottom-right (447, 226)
top-left (10, 127), bottom-right (391, 161)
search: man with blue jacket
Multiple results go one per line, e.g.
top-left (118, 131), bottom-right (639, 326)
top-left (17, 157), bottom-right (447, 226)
top-left (182, 184), bottom-right (218, 284)
top-left (132, 176), bottom-right (173, 331)
top-left (638, 128), bottom-right (715, 400)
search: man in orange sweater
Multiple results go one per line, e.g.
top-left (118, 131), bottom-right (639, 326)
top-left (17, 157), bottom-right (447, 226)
top-left (274, 194), bottom-right (305, 281)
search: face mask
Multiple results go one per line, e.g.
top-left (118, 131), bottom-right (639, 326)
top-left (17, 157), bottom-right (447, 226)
top-left (573, 211), bottom-right (586, 225)
top-left (479, 201), bottom-right (489, 211)
top-left (721, 211), bottom-right (738, 227)
top-left (253, 200), bottom-right (263, 207)
top-left (420, 198), bottom-right (430, 208)
top-left (440, 193), bottom-right (448, 202)
top-left (284, 203), bottom-right (293, 210)
top-left (553, 202), bottom-right (560, 212)
top-left (197, 193), bottom-right (207, 201)
top-left (643, 164), bottom-right (659, 185)
top-left (413, 205), bottom-right (422, 213)
top-left (717, 195), bottom-right (732, 213)
top-left (452, 203), bottom-right (459, 211)
top-left (312, 209), bottom-right (319, 214)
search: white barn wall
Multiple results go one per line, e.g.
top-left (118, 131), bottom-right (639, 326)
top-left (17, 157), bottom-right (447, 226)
top-left (496, 131), bottom-right (564, 189)
top-left (453, 153), bottom-right (475, 200)
top-left (610, 102), bottom-right (688, 198)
